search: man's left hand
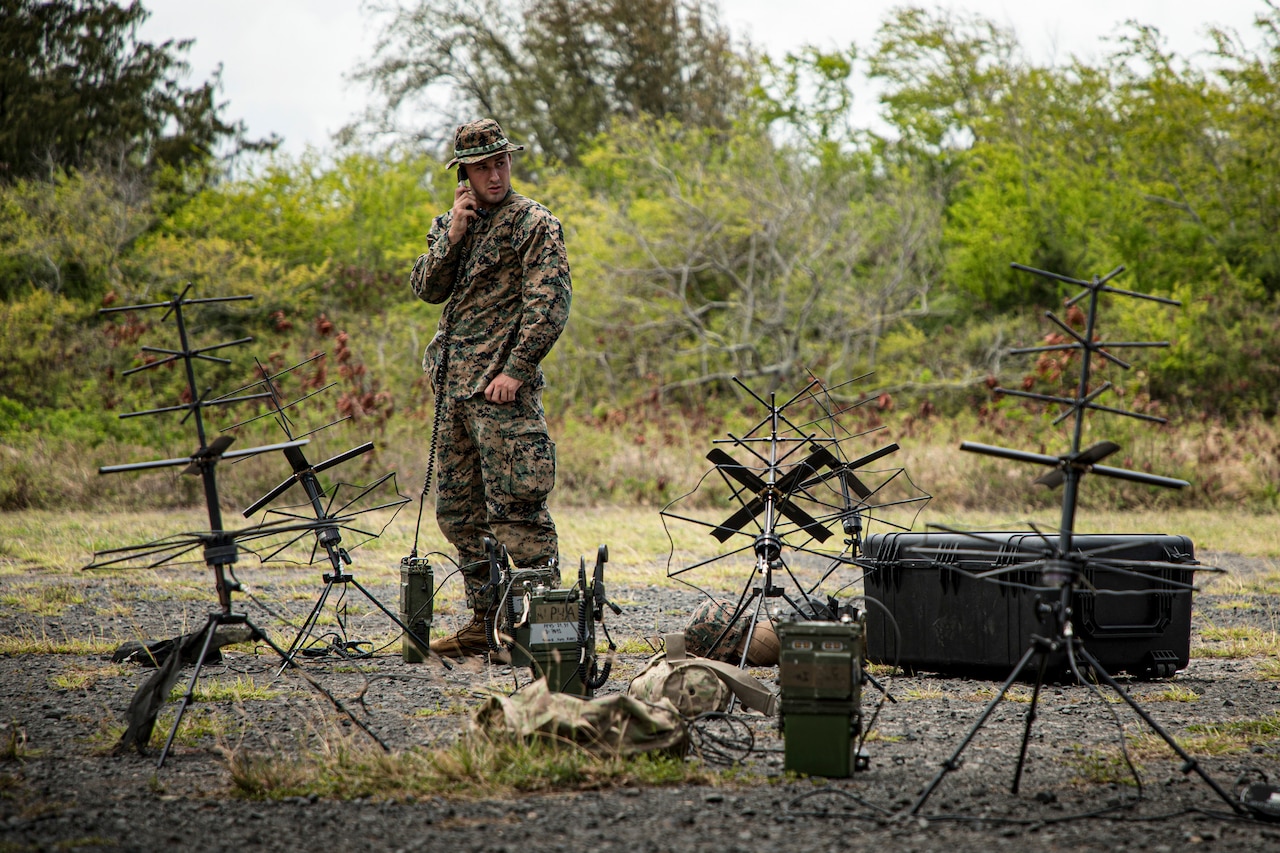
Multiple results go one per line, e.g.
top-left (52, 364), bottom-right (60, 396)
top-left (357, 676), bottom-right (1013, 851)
top-left (484, 373), bottom-right (524, 404)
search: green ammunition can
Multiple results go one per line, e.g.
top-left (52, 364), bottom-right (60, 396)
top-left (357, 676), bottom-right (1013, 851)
top-left (399, 557), bottom-right (433, 663)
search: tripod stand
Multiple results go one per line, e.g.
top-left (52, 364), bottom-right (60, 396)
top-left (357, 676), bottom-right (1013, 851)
top-left (213, 354), bottom-right (437, 672)
top-left (910, 261), bottom-right (1248, 816)
top-left (909, 553), bottom-right (1244, 815)
top-left (92, 288), bottom-right (389, 767)
top-left (244, 442), bottom-right (434, 673)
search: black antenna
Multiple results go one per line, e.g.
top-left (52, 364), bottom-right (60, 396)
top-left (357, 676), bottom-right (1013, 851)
top-left (95, 287), bottom-right (309, 609)
top-left (961, 263), bottom-right (1187, 559)
top-left (661, 374), bottom-right (931, 669)
top-left (909, 263), bottom-right (1245, 817)
top-left (228, 356), bottom-right (434, 671)
top-left (91, 287), bottom-right (387, 767)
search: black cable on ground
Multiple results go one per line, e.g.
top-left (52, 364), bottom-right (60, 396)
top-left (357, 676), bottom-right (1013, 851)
top-left (689, 712), bottom-right (756, 765)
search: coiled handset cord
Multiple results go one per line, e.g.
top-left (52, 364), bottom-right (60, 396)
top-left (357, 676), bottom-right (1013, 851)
top-left (410, 233), bottom-right (467, 558)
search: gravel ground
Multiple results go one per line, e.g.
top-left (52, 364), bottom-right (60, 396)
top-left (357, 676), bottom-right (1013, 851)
top-left (2, 545), bottom-right (1279, 852)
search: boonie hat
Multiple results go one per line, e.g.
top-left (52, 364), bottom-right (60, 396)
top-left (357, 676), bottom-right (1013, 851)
top-left (445, 118), bottom-right (525, 169)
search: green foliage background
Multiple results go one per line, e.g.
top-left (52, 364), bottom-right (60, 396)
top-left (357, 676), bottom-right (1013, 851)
top-left (4, 1), bottom-right (1280, 513)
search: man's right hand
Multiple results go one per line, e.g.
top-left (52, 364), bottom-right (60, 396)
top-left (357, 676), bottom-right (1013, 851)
top-left (447, 182), bottom-right (477, 244)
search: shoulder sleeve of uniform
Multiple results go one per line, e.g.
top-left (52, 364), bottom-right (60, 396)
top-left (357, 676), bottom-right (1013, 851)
top-left (501, 200), bottom-right (571, 384)
top-left (511, 202), bottom-right (571, 292)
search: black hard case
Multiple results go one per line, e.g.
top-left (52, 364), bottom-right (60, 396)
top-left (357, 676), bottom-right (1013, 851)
top-left (861, 532), bottom-right (1197, 679)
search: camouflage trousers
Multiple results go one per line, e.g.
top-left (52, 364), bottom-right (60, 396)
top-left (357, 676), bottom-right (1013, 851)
top-left (435, 386), bottom-right (558, 605)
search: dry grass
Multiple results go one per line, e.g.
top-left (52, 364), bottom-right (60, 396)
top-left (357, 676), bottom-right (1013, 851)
top-left (1192, 625), bottom-right (1280, 659)
top-left (0, 582), bottom-right (85, 616)
top-left (50, 664), bottom-right (131, 691)
top-left (224, 731), bottom-right (719, 802)
top-left (0, 631), bottom-right (116, 656)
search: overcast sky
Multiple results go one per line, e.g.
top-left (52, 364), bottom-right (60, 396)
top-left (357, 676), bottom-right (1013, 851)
top-left (138, 0), bottom-right (1271, 156)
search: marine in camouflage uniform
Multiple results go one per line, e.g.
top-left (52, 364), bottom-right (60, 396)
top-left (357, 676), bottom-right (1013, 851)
top-left (410, 118), bottom-right (572, 657)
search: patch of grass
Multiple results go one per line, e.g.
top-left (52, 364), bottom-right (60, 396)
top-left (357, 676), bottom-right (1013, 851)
top-left (1184, 713), bottom-right (1280, 753)
top-left (148, 707), bottom-right (233, 750)
top-left (0, 631), bottom-right (116, 656)
top-left (1257, 659), bottom-right (1280, 680)
top-left (1068, 745), bottom-right (1141, 786)
top-left (333, 664), bottom-right (379, 674)
top-left (604, 637), bottom-right (659, 655)
top-left (0, 559), bottom-right (43, 577)
top-left (1192, 625), bottom-right (1280, 659)
top-left (861, 730), bottom-right (901, 744)
top-left (226, 732), bottom-right (718, 801)
top-left (964, 685), bottom-right (1033, 703)
top-left (901, 686), bottom-right (947, 701)
top-left (0, 581), bottom-right (85, 616)
top-left (1075, 715), bottom-right (1280, 774)
top-left (1233, 571), bottom-right (1280, 597)
top-left (134, 589), bottom-right (178, 602)
top-left (413, 701), bottom-right (470, 718)
top-left (2, 509), bottom-right (212, 572)
top-left (91, 706), bottom-right (233, 754)
top-left (1210, 598), bottom-right (1261, 611)
top-left (170, 675), bottom-right (279, 703)
top-left (1136, 684), bottom-right (1201, 703)
top-left (92, 601), bottom-right (132, 619)
top-left (51, 664), bottom-right (130, 691)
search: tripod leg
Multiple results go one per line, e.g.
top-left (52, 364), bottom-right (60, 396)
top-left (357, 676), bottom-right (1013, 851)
top-left (157, 616), bottom-right (219, 769)
top-left (1073, 644), bottom-right (1248, 815)
top-left (910, 643), bottom-right (1041, 815)
top-left (706, 585), bottom-right (760, 661)
top-left (245, 615), bottom-right (390, 753)
top-left (276, 579), bottom-right (336, 677)
top-left (1011, 650), bottom-right (1051, 794)
top-left (736, 590), bottom-right (770, 670)
top-left (862, 669), bottom-right (896, 702)
top-left (347, 576), bottom-right (451, 670)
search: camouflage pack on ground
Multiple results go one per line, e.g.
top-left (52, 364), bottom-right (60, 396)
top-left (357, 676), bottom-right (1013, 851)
top-left (471, 677), bottom-right (687, 756)
top-left (627, 653), bottom-right (731, 717)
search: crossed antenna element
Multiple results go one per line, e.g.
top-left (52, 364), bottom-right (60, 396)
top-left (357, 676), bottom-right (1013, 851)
top-left (88, 287), bottom-right (387, 767)
top-left (661, 374), bottom-right (931, 665)
top-left (87, 288), bottom-right (313, 587)
top-left (223, 354), bottom-right (409, 569)
top-left (904, 262), bottom-right (1246, 817)
top-left (220, 356), bottom-right (418, 667)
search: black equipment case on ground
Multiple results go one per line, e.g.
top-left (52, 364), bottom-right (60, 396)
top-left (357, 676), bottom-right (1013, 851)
top-left (861, 532), bottom-right (1198, 680)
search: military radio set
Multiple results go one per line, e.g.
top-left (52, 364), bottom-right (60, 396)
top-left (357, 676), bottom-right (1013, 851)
top-left (402, 536), bottom-right (622, 696)
top-left (506, 544), bottom-right (621, 696)
top-left (399, 555), bottom-right (435, 663)
top-left (776, 596), bottom-right (870, 777)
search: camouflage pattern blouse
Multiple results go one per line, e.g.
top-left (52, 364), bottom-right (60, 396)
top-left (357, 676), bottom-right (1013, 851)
top-left (410, 190), bottom-right (572, 400)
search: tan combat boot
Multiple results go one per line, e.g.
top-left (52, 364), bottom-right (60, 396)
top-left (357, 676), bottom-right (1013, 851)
top-left (428, 612), bottom-right (492, 658)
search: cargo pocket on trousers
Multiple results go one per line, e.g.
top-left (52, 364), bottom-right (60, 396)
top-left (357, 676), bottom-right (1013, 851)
top-left (502, 420), bottom-right (556, 503)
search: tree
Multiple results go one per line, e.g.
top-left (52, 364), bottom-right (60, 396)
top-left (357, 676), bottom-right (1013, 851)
top-left (566, 115), bottom-right (940, 402)
top-left (867, 6), bottom-right (1021, 154)
top-left (0, 0), bottom-right (263, 182)
top-left (353, 0), bottom-right (749, 166)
